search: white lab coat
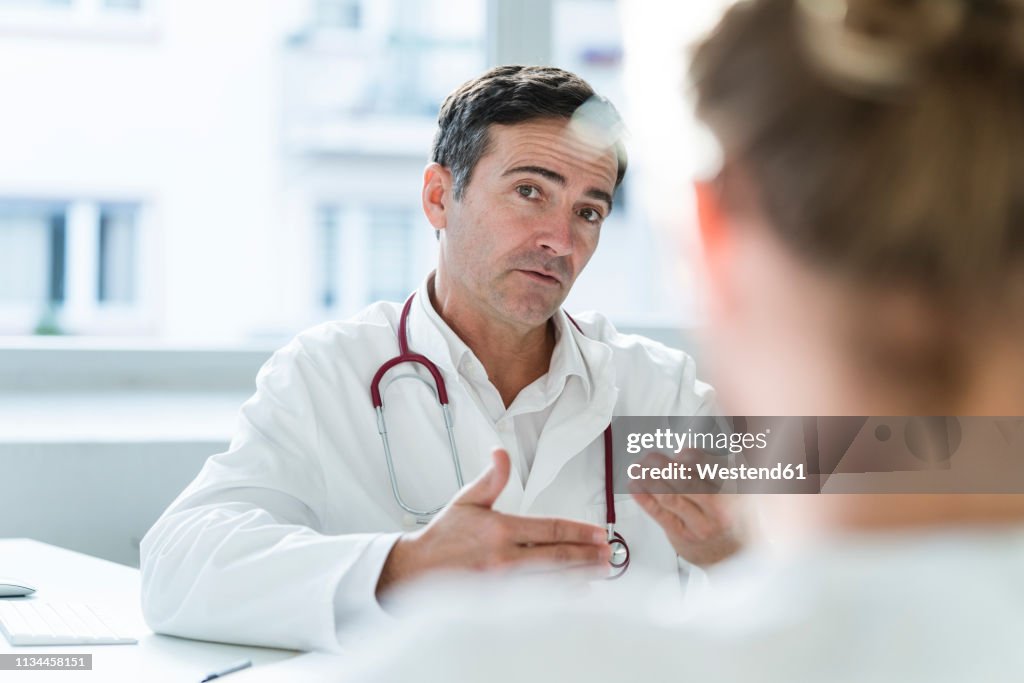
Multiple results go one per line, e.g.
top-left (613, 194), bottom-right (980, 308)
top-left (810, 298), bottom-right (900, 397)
top-left (140, 278), bottom-right (714, 652)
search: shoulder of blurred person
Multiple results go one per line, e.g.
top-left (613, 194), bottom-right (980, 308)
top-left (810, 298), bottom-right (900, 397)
top-left (338, 524), bottom-right (1024, 683)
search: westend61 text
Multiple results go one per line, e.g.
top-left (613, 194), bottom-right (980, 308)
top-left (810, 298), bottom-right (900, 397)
top-left (627, 462), bottom-right (808, 481)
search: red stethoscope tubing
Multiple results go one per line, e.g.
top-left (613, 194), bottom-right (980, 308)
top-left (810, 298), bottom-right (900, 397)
top-left (371, 293), bottom-right (630, 577)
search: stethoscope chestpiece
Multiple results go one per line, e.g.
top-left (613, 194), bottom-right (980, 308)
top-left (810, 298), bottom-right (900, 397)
top-left (607, 527), bottom-right (630, 580)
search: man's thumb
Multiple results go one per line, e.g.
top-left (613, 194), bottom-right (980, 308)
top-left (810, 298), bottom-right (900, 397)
top-left (453, 448), bottom-right (511, 508)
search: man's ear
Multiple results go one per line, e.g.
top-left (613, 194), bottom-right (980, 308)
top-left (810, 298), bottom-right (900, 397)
top-left (422, 163), bottom-right (453, 231)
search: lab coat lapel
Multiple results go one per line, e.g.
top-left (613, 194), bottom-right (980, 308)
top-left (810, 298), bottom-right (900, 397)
top-left (404, 277), bottom-right (526, 513)
top-left (446, 382), bottom-right (525, 513)
top-left (520, 327), bottom-right (618, 513)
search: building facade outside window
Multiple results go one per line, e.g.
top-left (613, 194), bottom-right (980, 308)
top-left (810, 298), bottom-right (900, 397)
top-left (0, 199), bottom-right (143, 334)
top-left (0, 0), bottom-right (711, 342)
top-left (317, 204), bottom-right (424, 318)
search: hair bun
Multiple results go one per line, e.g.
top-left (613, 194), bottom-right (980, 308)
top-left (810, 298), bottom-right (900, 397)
top-left (797, 0), bottom-right (1024, 96)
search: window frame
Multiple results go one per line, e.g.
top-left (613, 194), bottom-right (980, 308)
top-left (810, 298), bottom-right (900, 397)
top-left (0, 197), bottom-right (154, 336)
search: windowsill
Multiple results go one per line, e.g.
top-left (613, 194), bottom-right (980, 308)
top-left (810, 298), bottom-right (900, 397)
top-left (0, 338), bottom-right (276, 392)
top-left (0, 390), bottom-right (246, 443)
top-left (0, 335), bottom-right (278, 352)
top-left (0, 323), bottom-right (705, 445)
top-left (0, 340), bottom-right (267, 444)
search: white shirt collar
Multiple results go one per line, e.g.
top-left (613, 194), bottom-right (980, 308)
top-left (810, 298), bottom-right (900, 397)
top-left (405, 273), bottom-right (592, 404)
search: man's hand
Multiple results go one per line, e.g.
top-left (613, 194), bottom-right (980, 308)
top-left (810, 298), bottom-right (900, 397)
top-left (376, 448), bottom-right (611, 597)
top-left (630, 450), bottom-right (743, 568)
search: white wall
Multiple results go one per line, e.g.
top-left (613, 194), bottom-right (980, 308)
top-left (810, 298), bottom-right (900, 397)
top-left (0, 442), bottom-right (217, 567)
top-left (0, 342), bottom-right (271, 565)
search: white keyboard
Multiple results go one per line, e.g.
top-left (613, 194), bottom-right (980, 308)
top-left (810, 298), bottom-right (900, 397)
top-left (0, 601), bottom-right (137, 646)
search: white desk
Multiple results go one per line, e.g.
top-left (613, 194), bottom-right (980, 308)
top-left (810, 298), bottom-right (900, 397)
top-left (0, 539), bottom-right (298, 682)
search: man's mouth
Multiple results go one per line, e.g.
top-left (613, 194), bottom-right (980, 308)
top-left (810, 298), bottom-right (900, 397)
top-left (517, 269), bottom-right (562, 286)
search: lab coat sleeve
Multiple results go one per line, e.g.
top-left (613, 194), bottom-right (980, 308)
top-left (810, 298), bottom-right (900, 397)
top-left (140, 340), bottom-right (399, 652)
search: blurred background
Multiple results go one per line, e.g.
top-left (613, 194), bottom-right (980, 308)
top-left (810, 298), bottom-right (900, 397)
top-left (0, 0), bottom-right (727, 566)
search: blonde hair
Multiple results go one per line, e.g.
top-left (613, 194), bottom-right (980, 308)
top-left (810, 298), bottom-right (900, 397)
top-left (691, 0), bottom-right (1024, 399)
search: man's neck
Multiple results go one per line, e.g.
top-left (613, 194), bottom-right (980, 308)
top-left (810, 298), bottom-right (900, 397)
top-left (429, 275), bottom-right (555, 408)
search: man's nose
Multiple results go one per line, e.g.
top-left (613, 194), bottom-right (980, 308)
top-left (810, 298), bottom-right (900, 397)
top-left (536, 211), bottom-right (574, 257)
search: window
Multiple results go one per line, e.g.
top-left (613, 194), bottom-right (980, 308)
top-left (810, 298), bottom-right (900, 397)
top-left (0, 202), bottom-right (67, 310)
top-left (0, 199), bottom-right (142, 334)
top-left (103, 0), bottom-right (142, 10)
top-left (318, 204), bottom-right (422, 316)
top-left (314, 0), bottom-right (360, 30)
top-left (97, 204), bottom-right (137, 304)
top-left (285, 0), bottom-right (486, 122)
top-left (367, 207), bottom-right (414, 303)
top-left (318, 205), bottom-right (341, 309)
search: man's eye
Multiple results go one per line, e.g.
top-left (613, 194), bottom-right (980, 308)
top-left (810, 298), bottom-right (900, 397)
top-left (579, 208), bottom-right (604, 224)
top-left (516, 185), bottom-right (539, 199)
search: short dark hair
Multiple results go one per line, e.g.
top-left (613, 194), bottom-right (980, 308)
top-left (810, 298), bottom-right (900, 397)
top-left (431, 65), bottom-right (628, 200)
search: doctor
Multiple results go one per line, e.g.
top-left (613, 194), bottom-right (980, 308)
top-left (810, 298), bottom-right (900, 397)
top-left (140, 65), bottom-right (732, 652)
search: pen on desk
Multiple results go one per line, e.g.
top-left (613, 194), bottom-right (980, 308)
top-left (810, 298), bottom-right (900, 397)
top-left (200, 658), bottom-right (252, 682)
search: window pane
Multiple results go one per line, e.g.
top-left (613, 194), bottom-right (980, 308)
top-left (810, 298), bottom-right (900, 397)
top-left (97, 204), bottom-right (137, 304)
top-left (382, 0), bottom-right (484, 116)
top-left (0, 203), bottom-right (65, 306)
top-left (367, 208), bottom-right (413, 303)
top-left (103, 0), bottom-right (142, 10)
top-left (315, 0), bottom-right (360, 29)
top-left (318, 206), bottom-right (340, 309)
top-left (286, 0), bottom-right (485, 119)
top-left (48, 212), bottom-right (66, 304)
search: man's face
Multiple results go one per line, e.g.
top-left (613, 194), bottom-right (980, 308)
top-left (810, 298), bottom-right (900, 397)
top-left (438, 118), bottom-right (619, 329)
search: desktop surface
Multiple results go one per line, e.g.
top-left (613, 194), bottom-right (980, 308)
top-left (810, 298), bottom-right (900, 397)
top-left (0, 538), bottom-right (297, 682)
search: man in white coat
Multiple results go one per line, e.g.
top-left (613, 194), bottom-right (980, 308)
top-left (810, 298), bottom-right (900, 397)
top-left (140, 65), bottom-right (734, 651)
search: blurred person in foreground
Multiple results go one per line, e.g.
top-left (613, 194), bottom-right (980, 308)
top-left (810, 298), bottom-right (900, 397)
top-left (337, 0), bottom-right (1024, 680)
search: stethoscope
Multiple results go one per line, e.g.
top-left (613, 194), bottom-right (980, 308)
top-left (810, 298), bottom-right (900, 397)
top-left (370, 293), bottom-right (630, 578)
